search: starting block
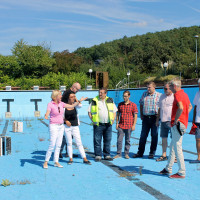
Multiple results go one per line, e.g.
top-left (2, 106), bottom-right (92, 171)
top-left (12, 121), bottom-right (23, 132)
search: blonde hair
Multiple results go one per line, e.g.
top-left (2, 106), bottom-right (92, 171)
top-left (51, 90), bottom-right (61, 100)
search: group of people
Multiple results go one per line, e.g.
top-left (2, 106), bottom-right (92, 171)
top-left (88, 88), bottom-right (138, 161)
top-left (43, 83), bottom-right (91, 169)
top-left (43, 79), bottom-right (200, 179)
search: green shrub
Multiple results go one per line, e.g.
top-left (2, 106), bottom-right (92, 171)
top-left (0, 72), bottom-right (95, 90)
top-left (144, 76), bottom-right (156, 83)
top-left (155, 75), bottom-right (178, 82)
top-left (144, 75), bottom-right (178, 84)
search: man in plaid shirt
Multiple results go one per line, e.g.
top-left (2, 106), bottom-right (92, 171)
top-left (114, 90), bottom-right (138, 159)
top-left (133, 82), bottom-right (161, 159)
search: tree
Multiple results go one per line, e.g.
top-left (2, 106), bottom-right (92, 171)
top-left (53, 50), bottom-right (83, 73)
top-left (11, 39), bottom-right (55, 77)
top-left (0, 55), bottom-right (22, 78)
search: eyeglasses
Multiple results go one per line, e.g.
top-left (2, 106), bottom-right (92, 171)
top-left (58, 107), bottom-right (60, 113)
top-left (164, 88), bottom-right (169, 90)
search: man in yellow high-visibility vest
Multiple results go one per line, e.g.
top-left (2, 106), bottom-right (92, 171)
top-left (88, 87), bottom-right (117, 162)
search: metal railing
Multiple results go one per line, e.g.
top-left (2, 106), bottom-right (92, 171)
top-left (115, 79), bottom-right (142, 104)
top-left (115, 78), bottom-right (127, 104)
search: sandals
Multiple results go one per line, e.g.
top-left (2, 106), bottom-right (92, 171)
top-left (43, 162), bottom-right (48, 169)
top-left (156, 156), bottom-right (167, 161)
top-left (83, 160), bottom-right (92, 165)
top-left (54, 163), bottom-right (63, 168)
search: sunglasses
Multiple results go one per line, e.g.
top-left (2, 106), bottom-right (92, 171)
top-left (58, 107), bottom-right (60, 113)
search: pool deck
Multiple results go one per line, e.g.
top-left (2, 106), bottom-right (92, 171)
top-left (0, 117), bottom-right (199, 200)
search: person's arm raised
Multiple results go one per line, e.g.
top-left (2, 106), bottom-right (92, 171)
top-left (65, 97), bottom-right (88, 108)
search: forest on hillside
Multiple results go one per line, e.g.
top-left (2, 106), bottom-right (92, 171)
top-left (0, 25), bottom-right (200, 89)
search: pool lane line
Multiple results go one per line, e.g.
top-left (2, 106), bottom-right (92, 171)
top-left (86, 151), bottom-right (173, 200)
top-left (1, 120), bottom-right (9, 136)
top-left (80, 121), bottom-right (197, 156)
top-left (39, 119), bottom-right (49, 127)
top-left (80, 121), bottom-right (174, 200)
top-left (39, 119), bottom-right (173, 200)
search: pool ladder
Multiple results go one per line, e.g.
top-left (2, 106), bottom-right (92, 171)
top-left (115, 78), bottom-right (127, 104)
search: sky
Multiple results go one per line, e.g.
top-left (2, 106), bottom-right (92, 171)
top-left (0, 0), bottom-right (200, 56)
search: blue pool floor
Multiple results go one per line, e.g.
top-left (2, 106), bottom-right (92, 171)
top-left (0, 117), bottom-right (199, 200)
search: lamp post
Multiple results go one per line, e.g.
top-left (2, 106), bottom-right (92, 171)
top-left (194, 35), bottom-right (199, 77)
top-left (127, 70), bottom-right (130, 88)
top-left (89, 69), bottom-right (93, 79)
top-left (163, 62), bottom-right (168, 76)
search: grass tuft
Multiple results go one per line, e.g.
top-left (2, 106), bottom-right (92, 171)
top-left (119, 171), bottom-right (135, 177)
top-left (38, 137), bottom-right (45, 141)
top-left (17, 180), bottom-right (31, 185)
top-left (1, 179), bottom-right (13, 187)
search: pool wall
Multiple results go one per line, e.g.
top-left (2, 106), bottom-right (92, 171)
top-left (107, 85), bottom-right (198, 122)
top-left (0, 85), bottom-right (198, 121)
top-left (0, 90), bottom-right (98, 119)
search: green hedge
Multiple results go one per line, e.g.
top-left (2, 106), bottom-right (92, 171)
top-left (0, 72), bottom-right (95, 90)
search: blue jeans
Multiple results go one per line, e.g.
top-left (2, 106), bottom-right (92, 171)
top-left (195, 123), bottom-right (200, 139)
top-left (137, 115), bottom-right (158, 156)
top-left (93, 123), bottom-right (112, 157)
